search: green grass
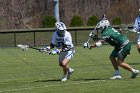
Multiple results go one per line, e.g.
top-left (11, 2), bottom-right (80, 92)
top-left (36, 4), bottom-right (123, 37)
top-left (0, 45), bottom-right (140, 93)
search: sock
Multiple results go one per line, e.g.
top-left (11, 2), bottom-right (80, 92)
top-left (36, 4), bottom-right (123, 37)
top-left (131, 68), bottom-right (136, 73)
top-left (115, 70), bottom-right (120, 75)
top-left (69, 68), bottom-right (72, 72)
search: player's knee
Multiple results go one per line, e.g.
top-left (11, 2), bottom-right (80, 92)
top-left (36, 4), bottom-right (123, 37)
top-left (61, 63), bottom-right (67, 67)
top-left (137, 44), bottom-right (140, 53)
top-left (59, 62), bottom-right (66, 67)
top-left (109, 56), bottom-right (114, 60)
top-left (138, 50), bottom-right (140, 53)
top-left (59, 63), bottom-right (63, 67)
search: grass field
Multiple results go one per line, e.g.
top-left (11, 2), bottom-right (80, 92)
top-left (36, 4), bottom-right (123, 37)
top-left (0, 45), bottom-right (140, 93)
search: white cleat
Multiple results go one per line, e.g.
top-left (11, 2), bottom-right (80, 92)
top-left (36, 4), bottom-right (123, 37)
top-left (67, 68), bottom-right (74, 79)
top-left (110, 75), bottom-right (122, 80)
top-left (131, 70), bottom-right (139, 78)
top-left (61, 76), bottom-right (68, 82)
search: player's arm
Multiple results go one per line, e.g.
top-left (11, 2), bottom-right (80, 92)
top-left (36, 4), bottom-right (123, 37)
top-left (62, 33), bottom-right (73, 51)
top-left (90, 35), bottom-right (107, 48)
top-left (90, 40), bottom-right (105, 48)
top-left (130, 18), bottom-right (139, 33)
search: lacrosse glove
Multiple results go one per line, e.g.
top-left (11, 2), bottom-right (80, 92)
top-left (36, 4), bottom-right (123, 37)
top-left (95, 41), bottom-right (102, 47)
top-left (49, 49), bottom-right (60, 55)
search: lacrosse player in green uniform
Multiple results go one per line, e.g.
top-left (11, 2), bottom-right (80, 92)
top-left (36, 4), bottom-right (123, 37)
top-left (84, 19), bottom-right (139, 79)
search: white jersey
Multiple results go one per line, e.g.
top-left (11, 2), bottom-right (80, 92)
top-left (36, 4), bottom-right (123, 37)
top-left (133, 16), bottom-right (140, 32)
top-left (133, 16), bottom-right (140, 44)
top-left (51, 30), bottom-right (74, 49)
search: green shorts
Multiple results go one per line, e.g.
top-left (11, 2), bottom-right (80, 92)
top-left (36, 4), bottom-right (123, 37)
top-left (110, 43), bottom-right (131, 59)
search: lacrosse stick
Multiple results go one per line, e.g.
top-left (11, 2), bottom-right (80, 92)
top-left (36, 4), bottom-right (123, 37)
top-left (17, 44), bottom-right (39, 51)
top-left (83, 14), bottom-right (108, 49)
top-left (83, 27), bottom-right (99, 49)
top-left (119, 24), bottom-right (140, 34)
top-left (17, 44), bottom-right (50, 53)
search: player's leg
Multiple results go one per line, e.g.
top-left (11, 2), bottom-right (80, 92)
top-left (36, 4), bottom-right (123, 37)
top-left (59, 53), bottom-right (68, 81)
top-left (137, 44), bottom-right (140, 53)
top-left (117, 59), bottom-right (139, 78)
top-left (61, 58), bottom-right (70, 81)
top-left (137, 34), bottom-right (140, 53)
top-left (59, 51), bottom-right (74, 81)
top-left (117, 43), bottom-right (139, 78)
top-left (110, 50), bottom-right (121, 79)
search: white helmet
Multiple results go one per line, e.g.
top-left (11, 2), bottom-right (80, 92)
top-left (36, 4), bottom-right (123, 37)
top-left (96, 20), bottom-right (110, 29)
top-left (55, 22), bottom-right (66, 37)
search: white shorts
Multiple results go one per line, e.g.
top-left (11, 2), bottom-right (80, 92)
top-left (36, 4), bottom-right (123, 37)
top-left (59, 50), bottom-right (75, 62)
top-left (137, 33), bottom-right (140, 45)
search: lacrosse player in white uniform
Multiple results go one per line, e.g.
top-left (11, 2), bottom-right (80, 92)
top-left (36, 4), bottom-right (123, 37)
top-left (45, 22), bottom-right (75, 81)
top-left (130, 9), bottom-right (140, 53)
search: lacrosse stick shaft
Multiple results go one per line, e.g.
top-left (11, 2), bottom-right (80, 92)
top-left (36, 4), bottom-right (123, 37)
top-left (28, 46), bottom-right (41, 50)
top-left (87, 37), bottom-right (91, 42)
top-left (86, 26), bottom-right (97, 43)
top-left (120, 24), bottom-right (140, 34)
top-left (125, 29), bottom-right (140, 34)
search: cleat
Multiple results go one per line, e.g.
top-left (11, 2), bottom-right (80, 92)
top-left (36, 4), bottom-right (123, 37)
top-left (110, 75), bottom-right (122, 80)
top-left (67, 68), bottom-right (74, 79)
top-left (131, 70), bottom-right (139, 78)
top-left (61, 76), bottom-right (68, 82)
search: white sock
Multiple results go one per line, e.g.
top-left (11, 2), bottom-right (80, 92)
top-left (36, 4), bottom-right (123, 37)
top-left (131, 68), bottom-right (136, 73)
top-left (68, 68), bottom-right (72, 72)
top-left (115, 70), bottom-right (120, 75)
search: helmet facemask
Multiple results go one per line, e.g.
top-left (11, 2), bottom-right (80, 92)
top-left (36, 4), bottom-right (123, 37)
top-left (55, 22), bottom-right (66, 37)
top-left (57, 29), bottom-right (65, 37)
top-left (96, 20), bottom-right (110, 30)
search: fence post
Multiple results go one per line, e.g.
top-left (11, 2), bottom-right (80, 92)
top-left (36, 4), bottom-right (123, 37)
top-left (74, 29), bottom-right (77, 46)
top-left (14, 32), bottom-right (16, 47)
top-left (34, 32), bottom-right (36, 46)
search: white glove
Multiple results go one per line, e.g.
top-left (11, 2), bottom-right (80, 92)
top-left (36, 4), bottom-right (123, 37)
top-left (83, 42), bottom-right (91, 49)
top-left (49, 49), bottom-right (60, 55)
top-left (95, 41), bottom-right (102, 47)
top-left (46, 46), bottom-right (51, 51)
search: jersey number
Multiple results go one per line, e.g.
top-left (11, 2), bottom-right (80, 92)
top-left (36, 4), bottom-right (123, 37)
top-left (112, 28), bottom-right (120, 34)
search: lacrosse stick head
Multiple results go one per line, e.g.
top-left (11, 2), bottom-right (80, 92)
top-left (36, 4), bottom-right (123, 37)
top-left (17, 44), bottom-right (29, 51)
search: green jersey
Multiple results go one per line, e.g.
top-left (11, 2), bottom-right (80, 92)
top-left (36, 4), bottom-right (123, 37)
top-left (101, 26), bottom-right (129, 48)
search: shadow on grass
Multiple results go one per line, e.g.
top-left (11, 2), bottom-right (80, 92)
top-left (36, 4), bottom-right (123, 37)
top-left (33, 78), bottom-right (108, 82)
top-left (73, 78), bottom-right (110, 81)
top-left (34, 79), bottom-right (61, 82)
